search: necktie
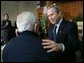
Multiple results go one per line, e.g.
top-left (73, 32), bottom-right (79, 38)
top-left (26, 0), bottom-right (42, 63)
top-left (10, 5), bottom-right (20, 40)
top-left (53, 25), bottom-right (57, 41)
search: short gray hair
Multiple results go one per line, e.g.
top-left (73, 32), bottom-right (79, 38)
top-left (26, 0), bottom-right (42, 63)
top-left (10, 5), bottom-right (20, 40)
top-left (16, 11), bottom-right (36, 32)
top-left (47, 5), bottom-right (61, 14)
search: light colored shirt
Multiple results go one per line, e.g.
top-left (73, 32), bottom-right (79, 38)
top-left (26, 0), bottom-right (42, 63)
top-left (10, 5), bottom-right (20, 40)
top-left (55, 18), bottom-right (63, 35)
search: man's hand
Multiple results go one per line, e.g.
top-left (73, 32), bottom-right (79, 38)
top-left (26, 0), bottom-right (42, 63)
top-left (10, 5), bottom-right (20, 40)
top-left (42, 39), bottom-right (62, 53)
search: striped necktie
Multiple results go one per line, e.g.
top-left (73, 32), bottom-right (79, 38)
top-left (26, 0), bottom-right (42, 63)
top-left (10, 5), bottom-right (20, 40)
top-left (53, 25), bottom-right (57, 41)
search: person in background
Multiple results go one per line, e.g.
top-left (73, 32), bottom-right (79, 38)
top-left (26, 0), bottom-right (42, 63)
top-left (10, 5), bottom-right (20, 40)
top-left (2, 11), bottom-right (57, 62)
top-left (13, 21), bottom-right (19, 37)
top-left (42, 5), bottom-right (79, 62)
top-left (1, 13), bottom-right (13, 45)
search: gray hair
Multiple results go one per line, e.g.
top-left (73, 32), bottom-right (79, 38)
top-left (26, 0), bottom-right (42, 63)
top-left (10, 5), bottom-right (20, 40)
top-left (47, 5), bottom-right (61, 14)
top-left (16, 11), bottom-right (36, 32)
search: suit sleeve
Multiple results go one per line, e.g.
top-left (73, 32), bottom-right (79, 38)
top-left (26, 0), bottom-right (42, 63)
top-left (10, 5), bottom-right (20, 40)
top-left (1, 21), bottom-right (7, 30)
top-left (64, 23), bottom-right (79, 53)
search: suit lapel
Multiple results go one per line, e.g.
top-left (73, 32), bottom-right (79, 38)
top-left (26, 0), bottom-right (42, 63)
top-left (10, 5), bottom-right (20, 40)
top-left (49, 19), bottom-right (66, 42)
top-left (56, 19), bottom-right (66, 41)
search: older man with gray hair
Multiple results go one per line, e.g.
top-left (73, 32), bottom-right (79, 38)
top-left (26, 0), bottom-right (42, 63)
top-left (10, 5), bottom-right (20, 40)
top-left (2, 11), bottom-right (56, 62)
top-left (16, 11), bottom-right (36, 32)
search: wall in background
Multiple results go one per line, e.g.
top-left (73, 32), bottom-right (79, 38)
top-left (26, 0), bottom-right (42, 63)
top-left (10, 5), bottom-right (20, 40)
top-left (1, 1), bottom-right (37, 26)
top-left (55, 1), bottom-right (83, 20)
top-left (1, 1), bottom-right (18, 25)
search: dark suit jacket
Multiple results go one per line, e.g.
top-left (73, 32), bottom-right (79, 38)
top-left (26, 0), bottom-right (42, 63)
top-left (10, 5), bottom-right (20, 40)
top-left (48, 19), bottom-right (79, 62)
top-left (1, 20), bottom-right (13, 43)
top-left (2, 31), bottom-right (57, 62)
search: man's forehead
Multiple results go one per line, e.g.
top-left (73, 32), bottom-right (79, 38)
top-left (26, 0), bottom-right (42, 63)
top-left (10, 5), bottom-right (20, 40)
top-left (47, 8), bottom-right (55, 14)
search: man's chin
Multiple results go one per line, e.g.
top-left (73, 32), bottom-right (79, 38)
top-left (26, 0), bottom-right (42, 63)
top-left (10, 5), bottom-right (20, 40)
top-left (50, 20), bottom-right (55, 24)
top-left (51, 22), bottom-right (55, 24)
top-left (51, 23), bottom-right (54, 24)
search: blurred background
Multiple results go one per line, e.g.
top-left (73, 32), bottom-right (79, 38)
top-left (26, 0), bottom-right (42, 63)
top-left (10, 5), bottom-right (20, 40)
top-left (1, 1), bottom-right (83, 62)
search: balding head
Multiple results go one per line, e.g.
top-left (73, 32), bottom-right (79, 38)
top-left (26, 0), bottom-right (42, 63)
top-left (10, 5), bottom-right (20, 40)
top-left (16, 11), bottom-right (36, 32)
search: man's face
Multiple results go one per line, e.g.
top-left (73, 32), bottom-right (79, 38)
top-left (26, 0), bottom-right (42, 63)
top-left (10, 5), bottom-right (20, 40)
top-left (47, 8), bottom-right (60, 24)
top-left (4, 15), bottom-right (9, 20)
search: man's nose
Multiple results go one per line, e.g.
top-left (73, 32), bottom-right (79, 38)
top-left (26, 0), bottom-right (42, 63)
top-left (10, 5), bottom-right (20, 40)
top-left (49, 16), bottom-right (52, 20)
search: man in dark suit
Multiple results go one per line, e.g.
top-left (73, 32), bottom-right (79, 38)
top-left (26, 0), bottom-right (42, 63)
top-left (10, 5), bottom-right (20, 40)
top-left (2, 11), bottom-right (57, 62)
top-left (42, 5), bottom-right (79, 62)
top-left (1, 13), bottom-right (13, 45)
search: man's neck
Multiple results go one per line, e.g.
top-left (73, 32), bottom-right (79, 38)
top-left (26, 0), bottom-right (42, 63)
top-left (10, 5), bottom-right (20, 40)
top-left (55, 17), bottom-right (62, 24)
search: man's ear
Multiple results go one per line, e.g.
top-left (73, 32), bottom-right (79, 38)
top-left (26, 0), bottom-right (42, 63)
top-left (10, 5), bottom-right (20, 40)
top-left (58, 11), bottom-right (61, 17)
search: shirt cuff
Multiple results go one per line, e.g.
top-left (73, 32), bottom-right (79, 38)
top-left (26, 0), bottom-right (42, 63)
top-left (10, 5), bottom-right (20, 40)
top-left (60, 43), bottom-right (65, 52)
